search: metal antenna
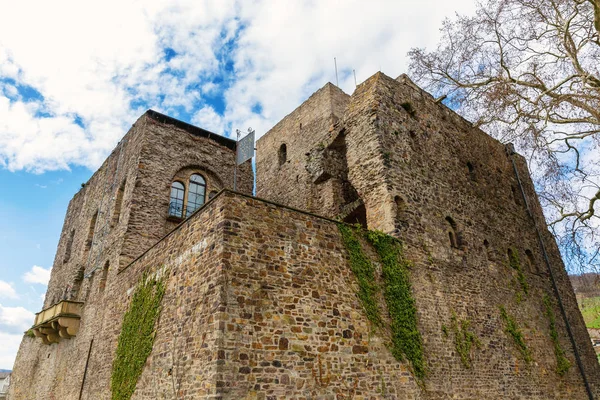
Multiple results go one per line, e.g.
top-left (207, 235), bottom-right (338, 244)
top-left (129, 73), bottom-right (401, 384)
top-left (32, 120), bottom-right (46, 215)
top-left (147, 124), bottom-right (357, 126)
top-left (234, 129), bottom-right (241, 191)
top-left (334, 57), bottom-right (339, 87)
top-left (353, 69), bottom-right (357, 88)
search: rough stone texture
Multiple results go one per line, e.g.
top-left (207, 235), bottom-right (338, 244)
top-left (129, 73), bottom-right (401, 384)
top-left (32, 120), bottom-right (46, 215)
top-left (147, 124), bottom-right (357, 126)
top-left (8, 111), bottom-right (252, 400)
top-left (256, 82), bottom-right (352, 217)
top-left (9, 72), bottom-right (600, 399)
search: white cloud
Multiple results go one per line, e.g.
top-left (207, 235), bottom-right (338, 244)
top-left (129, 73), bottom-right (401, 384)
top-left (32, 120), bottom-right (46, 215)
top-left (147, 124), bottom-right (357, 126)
top-left (0, 332), bottom-right (23, 370)
top-left (0, 0), bottom-right (477, 173)
top-left (0, 281), bottom-right (18, 300)
top-left (0, 304), bottom-right (34, 335)
top-left (22, 266), bottom-right (51, 286)
top-left (0, 305), bottom-right (35, 369)
top-left (192, 106), bottom-right (225, 134)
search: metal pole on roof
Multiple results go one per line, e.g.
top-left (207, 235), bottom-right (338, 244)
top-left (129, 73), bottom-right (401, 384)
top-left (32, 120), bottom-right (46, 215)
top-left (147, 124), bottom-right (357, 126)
top-left (234, 129), bottom-right (240, 191)
top-left (334, 57), bottom-right (339, 87)
top-left (353, 69), bottom-right (357, 88)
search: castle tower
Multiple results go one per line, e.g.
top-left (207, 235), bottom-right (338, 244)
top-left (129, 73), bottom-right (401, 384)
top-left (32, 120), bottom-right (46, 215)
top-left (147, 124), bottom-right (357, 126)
top-left (9, 73), bottom-right (600, 399)
top-left (9, 111), bottom-right (252, 399)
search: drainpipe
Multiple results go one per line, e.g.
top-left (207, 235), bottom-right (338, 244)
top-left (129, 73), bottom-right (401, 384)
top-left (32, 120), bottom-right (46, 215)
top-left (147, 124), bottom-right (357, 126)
top-left (506, 143), bottom-right (593, 400)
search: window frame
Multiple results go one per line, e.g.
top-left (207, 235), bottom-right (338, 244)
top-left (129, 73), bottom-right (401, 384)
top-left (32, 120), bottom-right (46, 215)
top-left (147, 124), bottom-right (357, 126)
top-left (168, 181), bottom-right (186, 219)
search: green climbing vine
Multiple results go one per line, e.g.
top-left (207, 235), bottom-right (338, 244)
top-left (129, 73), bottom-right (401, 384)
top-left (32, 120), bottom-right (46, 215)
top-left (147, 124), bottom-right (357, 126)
top-left (508, 248), bottom-right (529, 295)
top-left (337, 224), bottom-right (425, 381)
top-left (365, 229), bottom-right (425, 380)
top-left (450, 312), bottom-right (481, 369)
top-left (543, 294), bottom-right (571, 375)
top-left (499, 305), bottom-right (531, 364)
top-left (111, 272), bottom-right (166, 400)
top-left (337, 224), bottom-right (382, 327)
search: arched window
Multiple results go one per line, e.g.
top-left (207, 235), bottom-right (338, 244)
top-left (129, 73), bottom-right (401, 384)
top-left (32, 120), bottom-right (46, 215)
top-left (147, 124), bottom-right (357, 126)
top-left (169, 181), bottom-right (185, 218)
top-left (467, 162), bottom-right (476, 181)
top-left (525, 249), bottom-right (537, 273)
top-left (483, 239), bottom-right (491, 260)
top-left (446, 216), bottom-right (459, 249)
top-left (186, 174), bottom-right (206, 216)
top-left (278, 143), bottom-right (287, 166)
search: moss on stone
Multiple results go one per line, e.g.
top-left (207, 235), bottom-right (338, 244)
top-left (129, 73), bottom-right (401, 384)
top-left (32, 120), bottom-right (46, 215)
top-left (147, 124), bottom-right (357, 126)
top-left (508, 248), bottom-right (528, 295)
top-left (365, 230), bottom-right (425, 381)
top-left (111, 272), bottom-right (166, 400)
top-left (543, 294), bottom-right (571, 376)
top-left (499, 305), bottom-right (531, 364)
top-left (450, 312), bottom-right (480, 369)
top-left (337, 224), bottom-right (382, 327)
top-left (337, 225), bottom-right (425, 381)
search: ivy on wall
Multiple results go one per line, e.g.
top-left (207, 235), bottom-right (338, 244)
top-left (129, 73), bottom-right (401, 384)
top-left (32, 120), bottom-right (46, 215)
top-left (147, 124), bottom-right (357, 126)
top-left (508, 248), bottom-right (529, 295)
top-left (499, 305), bottom-right (531, 364)
top-left (111, 272), bottom-right (166, 400)
top-left (338, 224), bottom-right (425, 381)
top-left (450, 312), bottom-right (480, 369)
top-left (543, 294), bottom-right (571, 375)
top-left (337, 224), bottom-right (382, 327)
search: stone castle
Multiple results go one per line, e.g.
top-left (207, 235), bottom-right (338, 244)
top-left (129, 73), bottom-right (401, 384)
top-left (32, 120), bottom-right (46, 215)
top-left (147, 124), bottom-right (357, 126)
top-left (8, 72), bottom-right (600, 399)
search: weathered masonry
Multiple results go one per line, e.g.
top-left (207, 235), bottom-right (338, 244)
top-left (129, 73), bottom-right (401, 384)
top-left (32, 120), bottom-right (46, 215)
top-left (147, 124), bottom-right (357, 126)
top-left (9, 72), bottom-right (600, 399)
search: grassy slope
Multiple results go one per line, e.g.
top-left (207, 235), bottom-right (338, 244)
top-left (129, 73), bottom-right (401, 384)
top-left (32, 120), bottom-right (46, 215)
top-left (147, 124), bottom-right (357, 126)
top-left (578, 296), bottom-right (600, 329)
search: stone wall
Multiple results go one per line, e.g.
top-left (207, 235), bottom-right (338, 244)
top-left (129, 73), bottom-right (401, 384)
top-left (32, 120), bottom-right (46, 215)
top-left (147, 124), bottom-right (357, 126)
top-left (8, 111), bottom-right (253, 400)
top-left (9, 71), bottom-right (600, 399)
top-left (256, 83), bottom-right (350, 216)
top-left (13, 191), bottom-right (599, 399)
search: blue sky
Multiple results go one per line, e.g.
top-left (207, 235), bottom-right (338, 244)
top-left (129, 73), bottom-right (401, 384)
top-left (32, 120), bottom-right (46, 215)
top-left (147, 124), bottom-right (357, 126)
top-left (0, 0), bottom-right (478, 369)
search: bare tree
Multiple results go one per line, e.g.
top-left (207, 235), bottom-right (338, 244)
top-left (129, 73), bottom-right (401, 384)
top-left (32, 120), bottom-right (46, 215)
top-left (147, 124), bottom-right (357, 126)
top-left (409, 0), bottom-right (600, 273)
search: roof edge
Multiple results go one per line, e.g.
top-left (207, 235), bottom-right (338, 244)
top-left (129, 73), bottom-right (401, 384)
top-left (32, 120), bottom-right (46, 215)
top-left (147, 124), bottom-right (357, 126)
top-left (145, 109), bottom-right (236, 150)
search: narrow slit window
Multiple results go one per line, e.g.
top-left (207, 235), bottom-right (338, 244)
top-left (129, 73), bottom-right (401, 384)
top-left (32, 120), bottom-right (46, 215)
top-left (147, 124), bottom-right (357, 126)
top-left (446, 216), bottom-right (459, 248)
top-left (169, 181), bottom-right (185, 218)
top-left (99, 261), bottom-right (109, 293)
top-left (395, 195), bottom-right (409, 229)
top-left (512, 185), bottom-right (522, 206)
top-left (112, 179), bottom-right (126, 227)
top-left (525, 249), bottom-right (537, 273)
top-left (467, 162), bottom-right (476, 181)
top-left (278, 143), bottom-right (287, 166)
top-left (63, 229), bottom-right (75, 264)
top-left (86, 211), bottom-right (98, 252)
top-left (186, 174), bottom-right (206, 216)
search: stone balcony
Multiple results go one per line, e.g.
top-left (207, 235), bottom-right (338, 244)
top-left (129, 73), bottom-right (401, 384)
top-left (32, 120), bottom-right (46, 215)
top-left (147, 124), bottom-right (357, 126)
top-left (31, 300), bottom-right (83, 345)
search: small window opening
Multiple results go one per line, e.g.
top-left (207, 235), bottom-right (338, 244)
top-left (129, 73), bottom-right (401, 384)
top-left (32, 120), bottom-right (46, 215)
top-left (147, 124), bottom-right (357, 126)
top-left (507, 248), bottom-right (516, 265)
top-left (208, 190), bottom-right (218, 200)
top-left (72, 266), bottom-right (85, 300)
top-left (343, 204), bottom-right (368, 229)
top-left (85, 272), bottom-right (94, 302)
top-left (278, 143), bottom-right (287, 166)
top-left (446, 216), bottom-right (459, 248)
top-left (467, 162), bottom-right (476, 181)
top-left (86, 211), bottom-right (98, 252)
top-left (169, 181), bottom-right (185, 218)
top-left (112, 179), bottom-right (126, 227)
top-left (483, 239), bottom-right (491, 259)
top-left (99, 261), bottom-right (109, 293)
top-left (187, 174), bottom-right (206, 216)
top-left (63, 229), bottom-right (75, 264)
top-left (395, 195), bottom-right (409, 229)
top-left (525, 250), bottom-right (537, 273)
top-left (512, 185), bottom-right (522, 206)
